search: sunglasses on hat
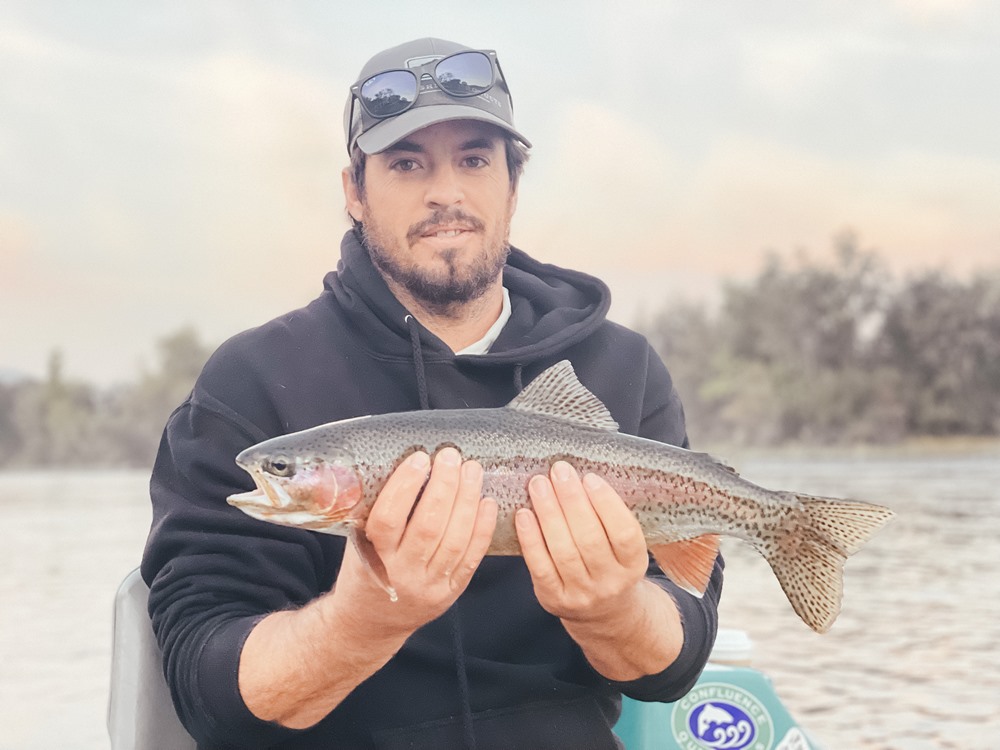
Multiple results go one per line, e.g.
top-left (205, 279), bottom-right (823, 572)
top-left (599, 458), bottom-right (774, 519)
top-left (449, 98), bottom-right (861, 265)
top-left (350, 50), bottom-right (503, 120)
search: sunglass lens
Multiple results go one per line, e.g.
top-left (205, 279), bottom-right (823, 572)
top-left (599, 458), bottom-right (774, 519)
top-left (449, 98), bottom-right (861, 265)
top-left (435, 52), bottom-right (493, 96)
top-left (360, 71), bottom-right (417, 117)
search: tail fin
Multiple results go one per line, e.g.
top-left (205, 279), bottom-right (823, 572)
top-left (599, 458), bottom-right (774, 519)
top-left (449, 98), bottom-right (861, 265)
top-left (762, 496), bottom-right (894, 633)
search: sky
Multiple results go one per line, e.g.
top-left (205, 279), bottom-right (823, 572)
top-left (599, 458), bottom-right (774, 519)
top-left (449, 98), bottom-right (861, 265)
top-left (2, 0), bottom-right (999, 386)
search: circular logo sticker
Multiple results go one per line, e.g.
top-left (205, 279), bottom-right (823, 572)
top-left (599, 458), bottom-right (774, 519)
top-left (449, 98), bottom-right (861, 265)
top-left (671, 682), bottom-right (774, 750)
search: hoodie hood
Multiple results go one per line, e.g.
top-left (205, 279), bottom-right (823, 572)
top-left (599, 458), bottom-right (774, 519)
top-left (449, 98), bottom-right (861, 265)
top-left (325, 230), bottom-right (611, 367)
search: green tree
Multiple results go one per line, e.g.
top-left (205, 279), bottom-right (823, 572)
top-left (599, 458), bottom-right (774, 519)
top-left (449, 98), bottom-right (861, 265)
top-left (0, 383), bottom-right (21, 464)
top-left (98, 326), bottom-right (213, 467)
top-left (878, 270), bottom-right (1000, 435)
top-left (642, 300), bottom-right (719, 444)
top-left (10, 351), bottom-right (102, 466)
top-left (644, 232), bottom-right (908, 445)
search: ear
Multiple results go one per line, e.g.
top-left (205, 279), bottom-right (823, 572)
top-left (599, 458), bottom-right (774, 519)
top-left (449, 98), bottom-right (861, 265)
top-left (342, 167), bottom-right (364, 223)
top-left (507, 185), bottom-right (519, 220)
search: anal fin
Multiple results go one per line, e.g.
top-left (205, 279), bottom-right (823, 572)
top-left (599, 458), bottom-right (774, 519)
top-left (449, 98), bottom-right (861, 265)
top-left (649, 534), bottom-right (720, 597)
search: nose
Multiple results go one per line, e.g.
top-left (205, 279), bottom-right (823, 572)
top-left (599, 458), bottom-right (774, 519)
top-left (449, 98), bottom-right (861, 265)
top-left (423, 163), bottom-right (464, 208)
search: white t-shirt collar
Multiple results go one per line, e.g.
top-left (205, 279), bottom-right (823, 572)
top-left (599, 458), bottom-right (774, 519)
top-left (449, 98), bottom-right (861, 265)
top-left (455, 287), bottom-right (511, 356)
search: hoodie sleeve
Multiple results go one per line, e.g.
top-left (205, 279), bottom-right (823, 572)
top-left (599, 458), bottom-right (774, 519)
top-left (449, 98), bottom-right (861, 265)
top-left (606, 345), bottom-right (723, 703)
top-left (140, 364), bottom-right (336, 747)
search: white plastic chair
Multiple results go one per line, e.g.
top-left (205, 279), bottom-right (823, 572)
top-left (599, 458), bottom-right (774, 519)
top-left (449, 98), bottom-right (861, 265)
top-left (108, 568), bottom-right (197, 750)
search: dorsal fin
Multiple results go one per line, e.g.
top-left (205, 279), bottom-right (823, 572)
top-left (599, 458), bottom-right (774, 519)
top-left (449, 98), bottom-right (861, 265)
top-left (507, 360), bottom-right (619, 432)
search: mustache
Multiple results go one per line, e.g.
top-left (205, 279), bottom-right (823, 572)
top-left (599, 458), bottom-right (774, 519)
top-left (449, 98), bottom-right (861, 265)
top-left (407, 209), bottom-right (485, 241)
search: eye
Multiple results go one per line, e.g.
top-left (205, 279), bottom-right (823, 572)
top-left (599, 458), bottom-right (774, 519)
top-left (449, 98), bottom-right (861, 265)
top-left (463, 155), bottom-right (488, 168)
top-left (391, 158), bottom-right (419, 172)
top-left (263, 457), bottom-right (296, 477)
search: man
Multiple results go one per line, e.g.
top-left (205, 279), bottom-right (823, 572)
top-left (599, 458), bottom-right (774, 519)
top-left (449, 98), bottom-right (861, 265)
top-left (142, 37), bottom-right (723, 749)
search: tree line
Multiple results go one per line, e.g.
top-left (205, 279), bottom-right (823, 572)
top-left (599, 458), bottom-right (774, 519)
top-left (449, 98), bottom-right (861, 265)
top-left (0, 327), bottom-right (212, 469)
top-left (639, 232), bottom-right (1000, 447)
top-left (1, 233), bottom-right (997, 469)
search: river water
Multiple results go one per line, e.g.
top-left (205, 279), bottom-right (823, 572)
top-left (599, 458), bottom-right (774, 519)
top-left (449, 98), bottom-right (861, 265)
top-left (0, 450), bottom-right (997, 749)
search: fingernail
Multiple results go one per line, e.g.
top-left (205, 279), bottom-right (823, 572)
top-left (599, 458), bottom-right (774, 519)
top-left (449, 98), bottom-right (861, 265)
top-left (552, 461), bottom-right (573, 482)
top-left (516, 508), bottom-right (534, 529)
top-left (409, 451), bottom-right (430, 470)
top-left (583, 473), bottom-right (603, 490)
top-left (481, 497), bottom-right (498, 518)
top-left (529, 475), bottom-right (550, 496)
top-left (437, 446), bottom-right (461, 466)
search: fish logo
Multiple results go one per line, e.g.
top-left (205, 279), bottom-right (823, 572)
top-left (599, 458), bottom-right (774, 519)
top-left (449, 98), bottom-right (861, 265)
top-left (689, 702), bottom-right (755, 749)
top-left (671, 683), bottom-right (774, 750)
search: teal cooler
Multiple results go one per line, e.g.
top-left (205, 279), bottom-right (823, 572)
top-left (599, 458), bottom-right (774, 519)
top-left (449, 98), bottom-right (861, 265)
top-left (614, 630), bottom-right (819, 750)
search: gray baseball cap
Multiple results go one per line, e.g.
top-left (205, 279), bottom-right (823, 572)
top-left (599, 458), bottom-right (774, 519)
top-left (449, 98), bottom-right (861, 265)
top-left (344, 37), bottom-right (531, 155)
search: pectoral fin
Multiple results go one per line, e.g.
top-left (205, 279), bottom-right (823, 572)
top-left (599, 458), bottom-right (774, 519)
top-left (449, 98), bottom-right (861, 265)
top-left (349, 527), bottom-right (397, 602)
top-left (648, 534), bottom-right (721, 597)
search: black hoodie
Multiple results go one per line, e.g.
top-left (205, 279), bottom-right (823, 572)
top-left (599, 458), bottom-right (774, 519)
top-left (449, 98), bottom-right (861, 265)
top-left (141, 230), bottom-right (723, 749)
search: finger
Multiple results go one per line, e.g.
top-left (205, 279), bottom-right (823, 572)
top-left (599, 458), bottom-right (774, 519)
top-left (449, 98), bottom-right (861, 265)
top-left (449, 497), bottom-right (499, 590)
top-left (551, 461), bottom-right (615, 550)
top-left (527, 472), bottom-right (589, 586)
top-left (547, 462), bottom-right (619, 578)
top-left (429, 459), bottom-right (485, 577)
top-left (582, 473), bottom-right (648, 572)
top-left (365, 451), bottom-right (431, 552)
top-left (514, 506), bottom-right (563, 590)
top-left (399, 447), bottom-right (463, 563)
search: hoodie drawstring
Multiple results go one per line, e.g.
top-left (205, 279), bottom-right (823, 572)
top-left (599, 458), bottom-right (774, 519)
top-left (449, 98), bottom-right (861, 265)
top-left (451, 607), bottom-right (476, 749)
top-left (403, 313), bottom-right (476, 749)
top-left (404, 315), bottom-right (431, 411)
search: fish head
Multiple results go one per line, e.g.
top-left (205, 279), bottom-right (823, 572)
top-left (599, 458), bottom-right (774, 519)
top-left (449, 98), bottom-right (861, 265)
top-left (227, 436), bottom-right (364, 535)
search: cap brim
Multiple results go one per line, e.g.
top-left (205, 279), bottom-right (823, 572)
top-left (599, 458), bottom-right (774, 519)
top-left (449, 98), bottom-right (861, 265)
top-left (356, 103), bottom-right (532, 154)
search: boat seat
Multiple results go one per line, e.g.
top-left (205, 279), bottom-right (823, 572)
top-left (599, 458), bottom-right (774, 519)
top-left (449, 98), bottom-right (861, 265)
top-left (108, 567), bottom-right (197, 750)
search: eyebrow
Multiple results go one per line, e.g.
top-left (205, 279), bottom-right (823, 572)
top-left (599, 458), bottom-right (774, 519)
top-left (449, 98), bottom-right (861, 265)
top-left (459, 137), bottom-right (498, 151)
top-left (382, 136), bottom-right (499, 155)
top-left (383, 139), bottom-right (424, 154)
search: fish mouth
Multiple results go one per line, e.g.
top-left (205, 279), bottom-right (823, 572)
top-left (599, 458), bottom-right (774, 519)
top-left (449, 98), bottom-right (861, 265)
top-left (227, 464), bottom-right (359, 525)
top-left (227, 471), bottom-right (291, 511)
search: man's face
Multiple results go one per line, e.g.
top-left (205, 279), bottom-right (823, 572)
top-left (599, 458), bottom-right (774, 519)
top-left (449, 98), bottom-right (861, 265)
top-left (344, 120), bottom-right (518, 315)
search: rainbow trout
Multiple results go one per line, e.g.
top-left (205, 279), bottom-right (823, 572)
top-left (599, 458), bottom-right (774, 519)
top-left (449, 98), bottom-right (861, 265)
top-left (228, 360), bottom-right (893, 632)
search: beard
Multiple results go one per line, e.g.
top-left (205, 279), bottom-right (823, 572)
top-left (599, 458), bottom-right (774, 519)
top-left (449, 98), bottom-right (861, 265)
top-left (360, 204), bottom-right (512, 318)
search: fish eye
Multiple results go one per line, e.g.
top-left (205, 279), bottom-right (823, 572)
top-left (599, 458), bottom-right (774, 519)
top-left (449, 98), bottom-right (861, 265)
top-left (263, 457), bottom-right (296, 477)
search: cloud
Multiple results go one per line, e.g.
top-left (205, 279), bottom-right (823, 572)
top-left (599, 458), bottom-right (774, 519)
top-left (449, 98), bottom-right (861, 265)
top-left (654, 135), bottom-right (1000, 280)
top-left (891, 0), bottom-right (987, 23)
top-left (157, 53), bottom-right (349, 310)
top-left (0, 19), bottom-right (89, 66)
top-left (518, 118), bottom-right (1000, 325)
top-left (518, 105), bottom-right (1000, 286)
top-left (515, 99), bottom-right (685, 270)
top-left (0, 212), bottom-right (35, 278)
top-left (0, 27), bottom-right (353, 383)
top-left (176, 51), bottom-right (346, 153)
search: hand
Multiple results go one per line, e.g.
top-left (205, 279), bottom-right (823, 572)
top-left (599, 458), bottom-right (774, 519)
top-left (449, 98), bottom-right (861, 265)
top-left (515, 462), bottom-right (684, 680)
top-left (239, 449), bottom-right (497, 729)
top-left (515, 461), bottom-right (650, 626)
top-left (333, 447), bottom-right (498, 638)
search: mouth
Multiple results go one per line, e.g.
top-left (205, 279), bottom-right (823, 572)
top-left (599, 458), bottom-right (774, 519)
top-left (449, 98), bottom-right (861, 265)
top-left (227, 471), bottom-right (290, 511)
top-left (420, 225), bottom-right (475, 240)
